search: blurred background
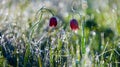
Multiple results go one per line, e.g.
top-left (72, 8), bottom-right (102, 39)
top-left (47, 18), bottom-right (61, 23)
top-left (0, 0), bottom-right (120, 67)
top-left (0, 0), bottom-right (120, 34)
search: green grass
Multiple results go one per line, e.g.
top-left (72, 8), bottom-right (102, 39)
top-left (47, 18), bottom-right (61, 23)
top-left (0, 0), bottom-right (120, 67)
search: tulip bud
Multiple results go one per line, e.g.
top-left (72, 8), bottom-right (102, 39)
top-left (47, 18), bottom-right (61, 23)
top-left (70, 19), bottom-right (79, 31)
top-left (49, 17), bottom-right (57, 27)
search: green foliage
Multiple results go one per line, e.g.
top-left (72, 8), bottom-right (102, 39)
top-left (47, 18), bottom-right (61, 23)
top-left (0, 0), bottom-right (120, 67)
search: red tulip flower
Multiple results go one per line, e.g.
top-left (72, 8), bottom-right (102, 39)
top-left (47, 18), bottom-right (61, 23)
top-left (70, 19), bottom-right (79, 31)
top-left (49, 17), bottom-right (57, 27)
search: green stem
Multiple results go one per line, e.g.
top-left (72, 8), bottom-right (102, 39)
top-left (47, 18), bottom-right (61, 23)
top-left (81, 17), bottom-right (86, 55)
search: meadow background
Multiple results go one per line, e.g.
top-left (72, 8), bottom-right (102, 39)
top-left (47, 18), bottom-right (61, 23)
top-left (0, 0), bottom-right (120, 67)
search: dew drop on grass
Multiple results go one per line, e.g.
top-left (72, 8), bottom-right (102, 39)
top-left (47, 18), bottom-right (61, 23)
top-left (86, 46), bottom-right (90, 53)
top-left (96, 9), bottom-right (100, 13)
top-left (90, 31), bottom-right (96, 36)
